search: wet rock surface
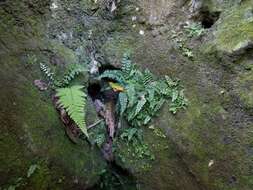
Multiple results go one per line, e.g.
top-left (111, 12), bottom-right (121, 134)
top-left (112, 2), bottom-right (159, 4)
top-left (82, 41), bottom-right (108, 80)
top-left (1, 0), bottom-right (253, 190)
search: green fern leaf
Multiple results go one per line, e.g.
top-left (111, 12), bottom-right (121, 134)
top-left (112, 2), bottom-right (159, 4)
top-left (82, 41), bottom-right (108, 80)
top-left (40, 63), bottom-right (54, 82)
top-left (142, 69), bottom-right (154, 85)
top-left (147, 88), bottom-right (155, 102)
top-left (144, 116), bottom-right (151, 125)
top-left (119, 92), bottom-right (128, 116)
top-left (126, 85), bottom-right (136, 108)
top-left (171, 90), bottom-right (179, 102)
top-left (121, 53), bottom-right (133, 78)
top-left (164, 75), bottom-right (178, 87)
top-left (99, 70), bottom-right (125, 85)
top-left (60, 64), bottom-right (86, 87)
top-left (56, 85), bottom-right (88, 137)
top-left (154, 99), bottom-right (165, 112)
top-left (133, 95), bottom-right (147, 118)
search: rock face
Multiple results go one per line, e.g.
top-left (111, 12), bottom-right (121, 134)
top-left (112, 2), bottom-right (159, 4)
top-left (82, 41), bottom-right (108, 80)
top-left (101, 0), bottom-right (253, 189)
top-left (1, 0), bottom-right (253, 190)
top-left (0, 1), bottom-right (106, 189)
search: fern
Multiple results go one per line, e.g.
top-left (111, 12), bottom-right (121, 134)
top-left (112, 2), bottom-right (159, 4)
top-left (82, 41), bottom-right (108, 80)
top-left (40, 63), bottom-right (54, 82)
top-left (56, 85), bottom-right (88, 137)
top-left (118, 92), bottom-right (128, 116)
top-left (40, 63), bottom-right (86, 88)
top-left (60, 64), bottom-right (86, 87)
top-left (142, 69), bottom-right (154, 85)
top-left (133, 95), bottom-right (147, 119)
top-left (126, 85), bottom-right (136, 108)
top-left (99, 53), bottom-right (188, 128)
top-left (99, 70), bottom-right (125, 85)
top-left (121, 53), bottom-right (133, 78)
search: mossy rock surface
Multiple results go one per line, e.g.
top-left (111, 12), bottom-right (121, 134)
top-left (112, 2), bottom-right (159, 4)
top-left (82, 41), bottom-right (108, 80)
top-left (109, 3), bottom-right (253, 187)
top-left (208, 0), bottom-right (253, 55)
top-left (0, 55), bottom-right (106, 189)
top-left (2, 0), bottom-right (253, 189)
top-left (0, 0), bottom-right (107, 189)
top-left (114, 123), bottom-right (202, 190)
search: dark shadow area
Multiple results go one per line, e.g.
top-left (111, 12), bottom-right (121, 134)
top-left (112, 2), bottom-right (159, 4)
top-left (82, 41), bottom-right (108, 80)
top-left (200, 10), bottom-right (220, 28)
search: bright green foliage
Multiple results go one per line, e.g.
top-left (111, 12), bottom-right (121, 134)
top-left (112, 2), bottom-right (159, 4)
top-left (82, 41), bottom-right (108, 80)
top-left (120, 128), bottom-right (142, 142)
top-left (93, 133), bottom-right (106, 148)
top-left (56, 85), bottom-right (88, 137)
top-left (171, 29), bottom-right (194, 58)
top-left (118, 92), bottom-right (128, 116)
top-left (56, 64), bottom-right (86, 87)
top-left (119, 128), bottom-right (155, 161)
top-left (99, 70), bottom-right (125, 84)
top-left (184, 22), bottom-right (205, 38)
top-left (40, 63), bottom-right (86, 88)
top-left (99, 53), bottom-right (188, 127)
top-left (27, 164), bottom-right (39, 178)
top-left (26, 54), bottom-right (37, 66)
top-left (40, 63), bottom-right (54, 83)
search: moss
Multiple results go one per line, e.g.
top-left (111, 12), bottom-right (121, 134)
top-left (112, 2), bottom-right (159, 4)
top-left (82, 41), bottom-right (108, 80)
top-left (213, 1), bottom-right (253, 54)
top-left (235, 69), bottom-right (253, 110)
top-left (114, 123), bottom-right (201, 190)
top-left (101, 33), bottom-right (139, 66)
top-left (0, 52), bottom-right (105, 190)
top-left (203, 0), bottom-right (241, 12)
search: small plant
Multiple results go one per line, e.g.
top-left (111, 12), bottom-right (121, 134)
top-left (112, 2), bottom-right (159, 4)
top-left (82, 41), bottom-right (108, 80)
top-left (40, 63), bottom-right (86, 88)
top-left (184, 22), bottom-right (205, 38)
top-left (99, 53), bottom-right (188, 128)
top-left (117, 128), bottom-right (155, 164)
top-left (56, 85), bottom-right (88, 137)
top-left (40, 63), bottom-right (55, 83)
top-left (173, 37), bottom-right (194, 58)
top-left (182, 47), bottom-right (194, 58)
top-left (27, 164), bottom-right (39, 178)
top-left (55, 64), bottom-right (86, 87)
top-left (120, 128), bottom-right (143, 142)
top-left (26, 54), bottom-right (37, 66)
top-left (93, 133), bottom-right (106, 147)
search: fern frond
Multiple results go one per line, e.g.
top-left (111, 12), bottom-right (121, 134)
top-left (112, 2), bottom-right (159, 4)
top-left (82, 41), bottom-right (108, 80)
top-left (126, 85), bottom-right (136, 108)
top-left (147, 88), bottom-right (155, 102)
top-left (142, 69), bottom-right (154, 85)
top-left (153, 99), bottom-right (165, 112)
top-left (40, 63), bottom-right (54, 82)
top-left (121, 53), bottom-right (133, 78)
top-left (99, 70), bottom-right (125, 85)
top-left (56, 85), bottom-right (88, 137)
top-left (152, 81), bottom-right (168, 94)
top-left (133, 95), bottom-right (146, 119)
top-left (61, 64), bottom-right (86, 86)
top-left (164, 75), bottom-right (178, 87)
top-left (119, 92), bottom-right (128, 116)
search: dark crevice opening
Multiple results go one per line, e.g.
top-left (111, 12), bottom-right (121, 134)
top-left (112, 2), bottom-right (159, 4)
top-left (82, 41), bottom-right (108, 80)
top-left (98, 63), bottom-right (119, 74)
top-left (199, 10), bottom-right (221, 28)
top-left (87, 63), bottom-right (136, 189)
top-left (88, 82), bottom-right (102, 100)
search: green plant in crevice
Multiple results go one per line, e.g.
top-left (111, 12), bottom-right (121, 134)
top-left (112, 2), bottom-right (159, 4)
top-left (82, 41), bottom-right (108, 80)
top-left (55, 64), bottom-right (87, 87)
top-left (56, 85), bottom-right (88, 137)
top-left (99, 53), bottom-right (188, 128)
top-left (184, 22), bottom-right (205, 38)
top-left (26, 54), bottom-right (37, 66)
top-left (93, 133), bottom-right (106, 147)
top-left (172, 36), bottom-right (194, 58)
top-left (120, 128), bottom-right (143, 142)
top-left (40, 62), bottom-right (89, 136)
top-left (40, 63), bottom-right (55, 83)
top-left (40, 63), bottom-right (86, 88)
top-left (116, 128), bottom-right (155, 165)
